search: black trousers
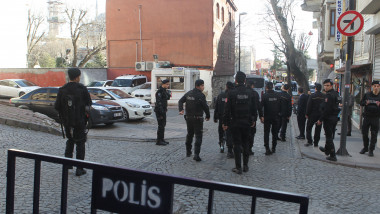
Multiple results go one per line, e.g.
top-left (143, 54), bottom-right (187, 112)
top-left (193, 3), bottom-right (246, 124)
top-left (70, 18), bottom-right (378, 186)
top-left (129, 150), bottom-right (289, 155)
top-left (347, 114), bottom-right (352, 134)
top-left (362, 117), bottom-right (380, 151)
top-left (218, 120), bottom-right (233, 149)
top-left (156, 113), bottom-right (167, 141)
top-left (248, 126), bottom-right (256, 150)
top-left (185, 117), bottom-right (204, 155)
top-left (278, 117), bottom-right (288, 138)
top-left (306, 115), bottom-right (322, 145)
top-left (264, 118), bottom-right (279, 149)
top-left (231, 126), bottom-right (250, 169)
top-left (64, 123), bottom-right (86, 168)
top-left (297, 113), bottom-right (306, 137)
top-left (322, 117), bottom-right (338, 157)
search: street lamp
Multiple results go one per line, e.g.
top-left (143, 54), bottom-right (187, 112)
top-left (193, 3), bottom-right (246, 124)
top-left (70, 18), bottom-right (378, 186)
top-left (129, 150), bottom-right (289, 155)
top-left (238, 12), bottom-right (247, 72)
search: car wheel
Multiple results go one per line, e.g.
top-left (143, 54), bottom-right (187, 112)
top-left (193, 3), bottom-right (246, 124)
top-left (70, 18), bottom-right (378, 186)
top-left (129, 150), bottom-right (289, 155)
top-left (122, 108), bottom-right (129, 121)
top-left (87, 119), bottom-right (93, 129)
top-left (19, 92), bottom-right (25, 97)
top-left (104, 122), bottom-right (114, 126)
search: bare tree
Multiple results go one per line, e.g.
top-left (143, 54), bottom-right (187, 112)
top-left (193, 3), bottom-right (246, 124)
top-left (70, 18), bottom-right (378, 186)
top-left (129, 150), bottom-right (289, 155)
top-left (264, 0), bottom-right (310, 91)
top-left (65, 8), bottom-right (106, 67)
top-left (27, 9), bottom-right (45, 68)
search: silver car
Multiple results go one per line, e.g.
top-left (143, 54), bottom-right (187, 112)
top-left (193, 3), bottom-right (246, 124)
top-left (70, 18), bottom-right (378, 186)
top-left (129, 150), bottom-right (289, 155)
top-left (0, 79), bottom-right (40, 98)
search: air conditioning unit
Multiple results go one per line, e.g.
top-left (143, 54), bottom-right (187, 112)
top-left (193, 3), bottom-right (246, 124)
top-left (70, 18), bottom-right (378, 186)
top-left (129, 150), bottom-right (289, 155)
top-left (145, 61), bottom-right (155, 71)
top-left (135, 62), bottom-right (146, 71)
top-left (155, 61), bottom-right (171, 68)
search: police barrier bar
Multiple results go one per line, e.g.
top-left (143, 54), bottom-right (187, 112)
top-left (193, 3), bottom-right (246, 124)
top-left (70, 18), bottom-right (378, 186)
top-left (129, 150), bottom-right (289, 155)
top-left (6, 149), bottom-right (309, 214)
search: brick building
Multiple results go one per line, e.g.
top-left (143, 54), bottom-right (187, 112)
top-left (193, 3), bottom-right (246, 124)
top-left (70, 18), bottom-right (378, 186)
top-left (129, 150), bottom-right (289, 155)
top-left (106, 0), bottom-right (237, 101)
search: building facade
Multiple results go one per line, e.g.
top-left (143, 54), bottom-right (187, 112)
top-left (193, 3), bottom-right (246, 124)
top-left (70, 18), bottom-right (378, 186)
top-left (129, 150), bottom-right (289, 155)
top-left (106, 0), bottom-right (237, 101)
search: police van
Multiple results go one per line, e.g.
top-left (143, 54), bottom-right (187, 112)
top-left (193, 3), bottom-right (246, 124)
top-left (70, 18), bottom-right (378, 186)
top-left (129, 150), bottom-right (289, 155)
top-left (246, 74), bottom-right (268, 101)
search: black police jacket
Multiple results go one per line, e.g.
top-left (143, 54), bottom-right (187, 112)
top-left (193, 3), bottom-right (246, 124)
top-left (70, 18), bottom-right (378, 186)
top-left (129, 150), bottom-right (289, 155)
top-left (306, 91), bottom-right (324, 117)
top-left (319, 89), bottom-right (340, 122)
top-left (154, 86), bottom-right (171, 115)
top-left (223, 84), bottom-right (257, 127)
top-left (278, 90), bottom-right (292, 117)
top-left (55, 82), bottom-right (92, 125)
top-left (178, 88), bottom-right (210, 118)
top-left (360, 91), bottom-right (380, 117)
top-left (214, 90), bottom-right (228, 121)
top-left (259, 89), bottom-right (281, 120)
top-left (297, 93), bottom-right (309, 116)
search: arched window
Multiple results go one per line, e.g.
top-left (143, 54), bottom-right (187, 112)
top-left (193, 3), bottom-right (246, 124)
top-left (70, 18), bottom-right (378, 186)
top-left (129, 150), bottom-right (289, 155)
top-left (216, 3), bottom-right (220, 19)
top-left (229, 12), bottom-right (232, 27)
top-left (221, 40), bottom-right (225, 59)
top-left (222, 7), bottom-right (225, 23)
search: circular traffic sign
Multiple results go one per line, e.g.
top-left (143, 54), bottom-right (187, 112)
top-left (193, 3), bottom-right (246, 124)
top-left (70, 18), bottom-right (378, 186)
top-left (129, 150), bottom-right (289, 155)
top-left (337, 10), bottom-right (364, 37)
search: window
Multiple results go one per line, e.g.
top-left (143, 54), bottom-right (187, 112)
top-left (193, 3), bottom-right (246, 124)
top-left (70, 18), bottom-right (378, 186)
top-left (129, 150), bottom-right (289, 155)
top-left (137, 78), bottom-right (146, 85)
top-left (221, 7), bottom-right (225, 24)
top-left (221, 40), bottom-right (225, 59)
top-left (111, 79), bottom-right (132, 87)
top-left (31, 88), bottom-right (48, 100)
top-left (228, 43), bottom-right (231, 60)
top-left (48, 88), bottom-right (58, 101)
top-left (0, 80), bottom-right (8, 86)
top-left (229, 12), bottom-right (232, 27)
top-left (330, 9), bottom-right (336, 37)
top-left (156, 76), bottom-right (184, 90)
top-left (216, 3), bottom-right (220, 19)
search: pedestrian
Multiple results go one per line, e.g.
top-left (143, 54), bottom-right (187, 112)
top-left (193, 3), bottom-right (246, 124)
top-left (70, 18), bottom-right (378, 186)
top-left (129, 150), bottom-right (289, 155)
top-left (178, 79), bottom-right (210, 161)
top-left (223, 71), bottom-right (257, 174)
top-left (246, 81), bottom-right (260, 155)
top-left (359, 80), bottom-right (380, 157)
top-left (55, 68), bottom-right (92, 176)
top-left (214, 81), bottom-right (234, 158)
top-left (259, 82), bottom-right (281, 155)
top-left (317, 79), bottom-right (340, 161)
top-left (277, 84), bottom-right (292, 142)
top-left (296, 87), bottom-right (308, 139)
top-left (154, 79), bottom-right (171, 146)
top-left (305, 83), bottom-right (324, 147)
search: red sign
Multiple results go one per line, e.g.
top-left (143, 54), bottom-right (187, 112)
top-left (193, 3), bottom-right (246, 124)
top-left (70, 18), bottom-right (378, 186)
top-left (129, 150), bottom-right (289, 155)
top-left (337, 10), bottom-right (364, 37)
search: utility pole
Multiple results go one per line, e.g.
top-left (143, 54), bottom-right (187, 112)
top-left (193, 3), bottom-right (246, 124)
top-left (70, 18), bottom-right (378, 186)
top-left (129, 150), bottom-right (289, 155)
top-left (336, 0), bottom-right (354, 156)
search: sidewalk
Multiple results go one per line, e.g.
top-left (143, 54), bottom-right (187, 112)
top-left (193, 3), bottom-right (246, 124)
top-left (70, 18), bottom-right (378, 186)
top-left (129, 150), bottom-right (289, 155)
top-left (290, 115), bottom-right (380, 170)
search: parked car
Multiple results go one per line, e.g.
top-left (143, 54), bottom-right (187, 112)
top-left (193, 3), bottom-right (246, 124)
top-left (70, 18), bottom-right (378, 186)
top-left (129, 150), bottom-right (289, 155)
top-left (130, 82), bottom-right (151, 102)
top-left (87, 80), bottom-right (113, 87)
top-left (87, 87), bottom-right (152, 121)
top-left (111, 75), bottom-right (147, 94)
top-left (0, 79), bottom-right (40, 98)
top-left (309, 84), bottom-right (315, 93)
top-left (274, 83), bottom-right (283, 92)
top-left (9, 87), bottom-right (124, 127)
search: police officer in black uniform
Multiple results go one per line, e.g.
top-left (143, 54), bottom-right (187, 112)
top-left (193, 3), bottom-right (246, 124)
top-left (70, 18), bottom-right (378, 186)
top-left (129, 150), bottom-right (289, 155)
top-left (246, 81), bottom-right (260, 155)
top-left (317, 79), bottom-right (340, 161)
top-left (305, 83), bottom-right (324, 147)
top-left (155, 79), bottom-right (171, 146)
top-left (223, 72), bottom-right (257, 174)
top-left (296, 87), bottom-right (309, 139)
top-left (179, 79), bottom-right (210, 161)
top-left (278, 84), bottom-right (292, 141)
top-left (214, 81), bottom-right (234, 157)
top-left (359, 80), bottom-right (380, 157)
top-left (259, 82), bottom-right (281, 155)
top-left (55, 68), bottom-right (92, 176)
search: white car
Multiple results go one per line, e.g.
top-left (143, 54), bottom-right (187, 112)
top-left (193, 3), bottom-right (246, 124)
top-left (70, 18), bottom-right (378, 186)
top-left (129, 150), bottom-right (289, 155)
top-left (0, 79), bottom-right (40, 98)
top-left (130, 82), bottom-right (151, 102)
top-left (87, 87), bottom-right (153, 121)
top-left (87, 80), bottom-right (113, 87)
top-left (111, 74), bottom-right (148, 94)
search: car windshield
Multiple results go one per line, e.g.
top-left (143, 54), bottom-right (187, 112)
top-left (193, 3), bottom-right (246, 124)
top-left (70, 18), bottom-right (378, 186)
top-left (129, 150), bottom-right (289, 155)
top-left (15, 80), bottom-right (37, 87)
top-left (139, 83), bottom-right (151, 89)
top-left (111, 79), bottom-right (132, 87)
top-left (275, 84), bottom-right (282, 90)
top-left (107, 89), bottom-right (133, 99)
top-left (246, 77), bottom-right (264, 88)
top-left (87, 81), bottom-right (104, 87)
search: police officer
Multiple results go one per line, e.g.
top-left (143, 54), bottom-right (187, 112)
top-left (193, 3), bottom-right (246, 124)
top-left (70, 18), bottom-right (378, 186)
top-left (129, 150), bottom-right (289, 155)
top-left (214, 81), bottom-right (234, 157)
top-left (305, 83), bottom-right (324, 147)
top-left (296, 87), bottom-right (309, 139)
top-left (246, 81), bottom-right (260, 155)
top-left (154, 79), bottom-right (171, 146)
top-left (55, 68), bottom-right (92, 176)
top-left (359, 80), bottom-right (380, 157)
top-left (223, 72), bottom-right (257, 174)
top-left (259, 82), bottom-right (281, 155)
top-left (277, 84), bottom-right (292, 141)
top-left (179, 79), bottom-right (210, 161)
top-left (317, 79), bottom-right (340, 161)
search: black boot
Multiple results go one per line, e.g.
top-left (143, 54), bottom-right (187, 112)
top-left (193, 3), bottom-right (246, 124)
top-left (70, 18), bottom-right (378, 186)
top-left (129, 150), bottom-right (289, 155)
top-left (271, 146), bottom-right (276, 154)
top-left (243, 165), bottom-right (249, 172)
top-left (304, 142), bottom-right (313, 147)
top-left (227, 149), bottom-right (234, 158)
top-left (163, 140), bottom-right (169, 144)
top-left (368, 150), bottom-right (374, 157)
top-left (319, 146), bottom-right (329, 156)
top-left (219, 142), bottom-right (225, 153)
top-left (156, 140), bottom-right (167, 146)
top-left (193, 154), bottom-right (202, 161)
top-left (359, 148), bottom-right (368, 154)
top-left (75, 168), bottom-right (87, 176)
top-left (232, 168), bottom-right (242, 174)
top-left (326, 156), bottom-right (337, 161)
top-left (265, 147), bottom-right (272, 155)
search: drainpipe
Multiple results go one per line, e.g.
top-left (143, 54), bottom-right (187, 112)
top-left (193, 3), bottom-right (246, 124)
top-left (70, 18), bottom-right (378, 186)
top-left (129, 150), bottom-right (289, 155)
top-left (139, 5), bottom-right (143, 62)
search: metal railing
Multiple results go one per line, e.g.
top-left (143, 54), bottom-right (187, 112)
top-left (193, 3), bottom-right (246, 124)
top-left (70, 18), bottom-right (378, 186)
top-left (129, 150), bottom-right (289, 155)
top-left (6, 149), bottom-right (309, 214)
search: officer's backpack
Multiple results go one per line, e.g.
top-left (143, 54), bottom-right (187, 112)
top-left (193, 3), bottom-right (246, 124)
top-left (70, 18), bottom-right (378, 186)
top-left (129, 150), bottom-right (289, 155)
top-left (60, 90), bottom-right (82, 127)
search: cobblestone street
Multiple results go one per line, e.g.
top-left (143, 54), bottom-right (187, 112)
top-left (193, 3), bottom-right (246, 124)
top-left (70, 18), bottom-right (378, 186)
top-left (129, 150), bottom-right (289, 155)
top-left (0, 109), bottom-right (379, 213)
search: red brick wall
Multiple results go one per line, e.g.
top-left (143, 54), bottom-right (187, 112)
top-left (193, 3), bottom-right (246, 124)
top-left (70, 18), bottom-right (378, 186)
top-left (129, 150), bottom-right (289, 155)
top-left (0, 70), bottom-right (66, 87)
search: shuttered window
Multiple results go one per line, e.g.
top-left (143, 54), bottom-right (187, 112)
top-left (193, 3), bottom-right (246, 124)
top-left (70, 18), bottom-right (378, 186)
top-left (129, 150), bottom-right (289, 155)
top-left (373, 34), bottom-right (380, 80)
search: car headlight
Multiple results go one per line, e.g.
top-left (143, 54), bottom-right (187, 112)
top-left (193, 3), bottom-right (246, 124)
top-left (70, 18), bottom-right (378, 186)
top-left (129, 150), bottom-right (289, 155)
top-left (126, 102), bottom-right (140, 108)
top-left (92, 105), bottom-right (108, 111)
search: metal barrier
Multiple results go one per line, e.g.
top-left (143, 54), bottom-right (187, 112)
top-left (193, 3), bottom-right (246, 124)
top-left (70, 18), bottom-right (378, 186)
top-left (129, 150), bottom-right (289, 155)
top-left (6, 149), bottom-right (309, 214)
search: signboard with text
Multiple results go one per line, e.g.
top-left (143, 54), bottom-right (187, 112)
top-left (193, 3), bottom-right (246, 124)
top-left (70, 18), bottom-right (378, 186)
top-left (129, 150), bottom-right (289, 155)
top-left (92, 170), bottom-right (174, 214)
top-left (336, 0), bottom-right (343, 42)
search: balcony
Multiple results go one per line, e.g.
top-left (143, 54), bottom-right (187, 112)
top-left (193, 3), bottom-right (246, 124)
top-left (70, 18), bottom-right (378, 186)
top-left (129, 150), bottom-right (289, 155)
top-left (359, 0), bottom-right (380, 14)
top-left (301, 0), bottom-right (321, 12)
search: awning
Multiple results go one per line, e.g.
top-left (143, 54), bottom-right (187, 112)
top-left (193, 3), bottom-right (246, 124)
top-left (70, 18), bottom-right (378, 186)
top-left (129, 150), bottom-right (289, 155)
top-left (336, 63), bottom-right (372, 73)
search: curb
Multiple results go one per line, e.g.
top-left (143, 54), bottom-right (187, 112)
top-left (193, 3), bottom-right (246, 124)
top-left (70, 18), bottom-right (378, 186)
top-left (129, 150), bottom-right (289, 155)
top-left (0, 117), bottom-right (62, 136)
